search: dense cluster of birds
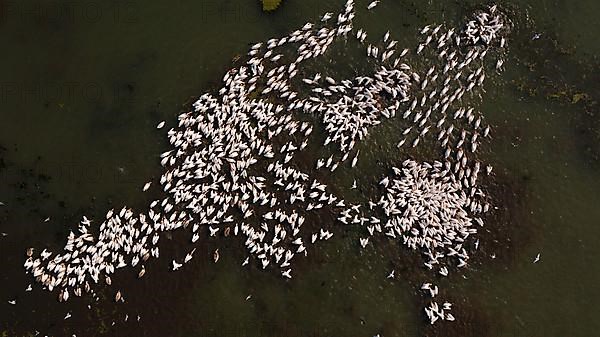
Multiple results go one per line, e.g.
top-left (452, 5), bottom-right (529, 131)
top-left (22, 0), bottom-right (509, 326)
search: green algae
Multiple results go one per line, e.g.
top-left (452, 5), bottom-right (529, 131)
top-left (261, 0), bottom-right (283, 11)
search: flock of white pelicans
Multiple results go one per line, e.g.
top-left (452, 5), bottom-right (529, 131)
top-left (19, 0), bottom-right (510, 328)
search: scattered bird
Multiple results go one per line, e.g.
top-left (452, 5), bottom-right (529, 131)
top-left (367, 1), bottom-right (380, 10)
top-left (142, 182), bottom-right (152, 191)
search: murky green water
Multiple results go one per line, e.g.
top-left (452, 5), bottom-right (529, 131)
top-left (1, 0), bottom-right (598, 336)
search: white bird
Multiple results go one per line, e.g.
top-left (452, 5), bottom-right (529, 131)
top-left (172, 260), bottom-right (182, 271)
top-left (351, 155), bottom-right (359, 167)
top-left (360, 237), bottom-right (369, 248)
top-left (321, 12), bottom-right (333, 22)
top-left (533, 253), bottom-right (540, 263)
top-left (8, 300), bottom-right (16, 305)
top-left (81, 216), bottom-right (91, 226)
top-left (64, 312), bottom-right (72, 320)
top-left (157, 121), bottom-right (165, 129)
top-left (213, 249), bottom-right (220, 263)
top-left (367, 1), bottom-right (380, 10)
top-left (387, 270), bottom-right (395, 279)
top-left (282, 269), bottom-right (292, 278)
top-left (142, 182), bottom-right (152, 191)
top-left (25, 284), bottom-right (32, 292)
top-left (184, 250), bottom-right (194, 263)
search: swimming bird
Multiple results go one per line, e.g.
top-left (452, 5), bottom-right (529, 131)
top-left (172, 260), bottom-right (182, 271)
top-left (367, 1), bottom-right (380, 10)
top-left (19, 2), bottom-right (507, 326)
top-left (213, 249), bottom-right (220, 263)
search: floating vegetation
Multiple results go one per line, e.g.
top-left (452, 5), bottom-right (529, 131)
top-left (261, 0), bottom-right (283, 12)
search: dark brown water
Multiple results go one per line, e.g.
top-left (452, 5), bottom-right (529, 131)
top-left (1, 1), bottom-right (599, 336)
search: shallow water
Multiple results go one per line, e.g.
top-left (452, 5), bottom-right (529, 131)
top-left (1, 0), bottom-right (599, 336)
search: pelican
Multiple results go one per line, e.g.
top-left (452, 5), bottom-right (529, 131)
top-left (321, 12), bottom-right (333, 22)
top-left (367, 1), bottom-right (380, 10)
top-left (172, 260), bottom-right (182, 271)
top-left (81, 216), bottom-right (91, 226)
top-left (360, 237), bottom-right (369, 248)
top-left (213, 249), bottom-right (220, 263)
